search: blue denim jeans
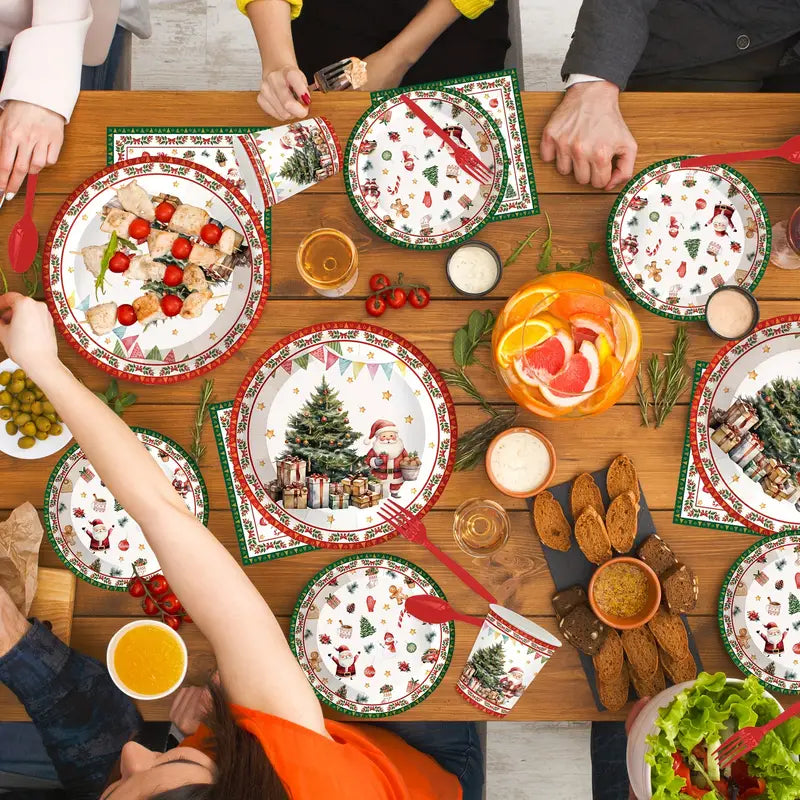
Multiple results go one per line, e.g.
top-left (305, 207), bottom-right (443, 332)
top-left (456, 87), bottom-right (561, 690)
top-left (377, 721), bottom-right (485, 800)
top-left (591, 722), bottom-right (630, 800)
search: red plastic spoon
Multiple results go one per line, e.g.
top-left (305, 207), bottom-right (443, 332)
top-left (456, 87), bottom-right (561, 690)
top-left (8, 173), bottom-right (39, 273)
top-left (404, 594), bottom-right (485, 627)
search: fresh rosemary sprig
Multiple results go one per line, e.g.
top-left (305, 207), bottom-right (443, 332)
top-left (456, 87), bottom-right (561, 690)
top-left (455, 408), bottom-right (518, 471)
top-left (190, 379), bottom-right (214, 464)
top-left (635, 367), bottom-right (650, 428)
top-left (638, 326), bottom-right (689, 427)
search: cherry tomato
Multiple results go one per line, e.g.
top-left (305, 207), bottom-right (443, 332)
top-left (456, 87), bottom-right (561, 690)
top-left (171, 237), bottom-right (192, 260)
top-left (160, 593), bottom-right (183, 614)
top-left (182, 614), bottom-right (193, 624)
top-left (116, 304), bottom-right (137, 327)
top-left (384, 287), bottom-right (407, 309)
top-left (148, 575), bottom-right (170, 596)
top-left (108, 252), bottom-right (130, 273)
top-left (408, 287), bottom-right (430, 309)
top-left (200, 223), bottom-right (222, 245)
top-left (163, 614), bottom-right (182, 630)
top-left (365, 295), bottom-right (387, 317)
top-left (142, 596), bottom-right (160, 616)
top-left (155, 202), bottom-right (176, 223)
top-left (160, 294), bottom-right (184, 317)
top-left (369, 273), bottom-right (391, 293)
top-left (128, 578), bottom-right (145, 598)
top-left (128, 218), bottom-right (151, 240)
top-left (163, 265), bottom-right (184, 287)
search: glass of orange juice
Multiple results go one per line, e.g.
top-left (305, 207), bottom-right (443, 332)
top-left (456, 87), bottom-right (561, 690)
top-left (493, 273), bottom-right (641, 419)
top-left (107, 620), bottom-right (188, 700)
top-left (296, 227), bottom-right (359, 297)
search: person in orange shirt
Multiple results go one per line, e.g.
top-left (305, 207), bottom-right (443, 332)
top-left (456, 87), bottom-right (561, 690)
top-left (0, 292), bottom-right (485, 800)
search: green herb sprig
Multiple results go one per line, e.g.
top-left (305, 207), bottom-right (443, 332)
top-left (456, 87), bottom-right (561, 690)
top-left (22, 252), bottom-right (42, 298)
top-left (95, 378), bottom-right (137, 416)
top-left (637, 325), bottom-right (689, 427)
top-left (503, 228), bottom-right (541, 267)
top-left (190, 379), bottom-right (214, 463)
top-left (454, 408), bottom-right (518, 471)
top-left (535, 211), bottom-right (600, 274)
top-left (537, 212), bottom-right (554, 272)
top-left (94, 231), bottom-right (118, 299)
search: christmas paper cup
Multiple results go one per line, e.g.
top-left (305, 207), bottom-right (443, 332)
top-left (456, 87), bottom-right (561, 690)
top-left (456, 605), bottom-right (561, 717)
top-left (232, 117), bottom-right (343, 213)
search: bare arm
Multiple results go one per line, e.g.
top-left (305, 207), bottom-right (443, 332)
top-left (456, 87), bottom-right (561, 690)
top-left (0, 294), bottom-right (326, 735)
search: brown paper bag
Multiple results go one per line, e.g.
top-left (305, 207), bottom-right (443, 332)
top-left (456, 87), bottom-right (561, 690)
top-left (0, 503), bottom-right (44, 614)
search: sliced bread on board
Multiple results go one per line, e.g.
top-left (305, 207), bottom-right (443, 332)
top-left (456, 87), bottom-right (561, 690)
top-left (593, 628), bottom-right (624, 682)
top-left (552, 585), bottom-right (589, 621)
top-left (605, 490), bottom-right (638, 553)
top-left (570, 472), bottom-right (605, 521)
top-left (606, 454), bottom-right (640, 503)
top-left (659, 648), bottom-right (698, 684)
top-left (574, 507), bottom-right (612, 565)
top-left (621, 627), bottom-right (659, 678)
top-left (532, 491), bottom-right (572, 552)
top-left (597, 661), bottom-right (630, 712)
top-left (637, 534), bottom-right (678, 576)
top-left (558, 604), bottom-right (608, 656)
top-left (662, 563), bottom-right (699, 614)
top-left (631, 662), bottom-right (666, 699)
top-left (647, 606), bottom-right (690, 661)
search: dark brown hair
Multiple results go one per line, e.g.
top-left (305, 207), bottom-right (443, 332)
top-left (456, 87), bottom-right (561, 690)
top-left (151, 684), bottom-right (289, 800)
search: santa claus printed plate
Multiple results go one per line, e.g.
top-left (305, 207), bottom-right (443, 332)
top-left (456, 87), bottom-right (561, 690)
top-left (607, 158), bottom-right (770, 320)
top-left (290, 553), bottom-right (455, 717)
top-left (690, 316), bottom-right (800, 537)
top-left (719, 535), bottom-right (800, 694)
top-left (344, 88), bottom-right (508, 249)
top-left (44, 156), bottom-right (269, 383)
top-left (44, 428), bottom-right (208, 591)
top-left (230, 322), bottom-right (456, 549)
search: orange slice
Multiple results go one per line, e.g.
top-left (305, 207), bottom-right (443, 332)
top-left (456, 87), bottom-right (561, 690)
top-left (503, 283), bottom-right (557, 328)
top-left (496, 318), bottom-right (555, 368)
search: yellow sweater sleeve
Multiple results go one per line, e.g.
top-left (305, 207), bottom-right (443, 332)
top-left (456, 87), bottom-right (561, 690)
top-left (450, 0), bottom-right (494, 19)
top-left (237, 0), bottom-right (302, 20)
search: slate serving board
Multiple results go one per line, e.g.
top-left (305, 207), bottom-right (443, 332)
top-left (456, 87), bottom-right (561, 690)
top-left (526, 465), bottom-right (703, 711)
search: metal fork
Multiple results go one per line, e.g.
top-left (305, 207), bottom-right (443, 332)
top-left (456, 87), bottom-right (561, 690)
top-left (713, 698), bottom-right (800, 769)
top-left (378, 499), bottom-right (497, 604)
top-left (311, 59), bottom-right (356, 92)
top-left (399, 94), bottom-right (495, 185)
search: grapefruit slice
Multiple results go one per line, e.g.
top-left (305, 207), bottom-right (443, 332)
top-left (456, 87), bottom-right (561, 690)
top-left (569, 313), bottom-right (616, 348)
top-left (514, 330), bottom-right (574, 386)
top-left (539, 341), bottom-right (601, 408)
top-left (496, 317), bottom-right (555, 368)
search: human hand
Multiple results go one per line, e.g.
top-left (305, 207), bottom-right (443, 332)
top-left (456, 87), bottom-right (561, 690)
top-left (540, 81), bottom-right (638, 191)
top-left (0, 583), bottom-right (30, 658)
top-left (363, 46), bottom-right (412, 91)
top-left (0, 100), bottom-right (64, 200)
top-left (169, 685), bottom-right (212, 736)
top-left (258, 65), bottom-right (310, 122)
top-left (0, 294), bottom-right (59, 378)
top-left (625, 697), bottom-right (650, 800)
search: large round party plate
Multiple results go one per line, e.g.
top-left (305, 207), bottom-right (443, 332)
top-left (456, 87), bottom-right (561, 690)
top-left (691, 316), bottom-right (800, 536)
top-left (719, 535), bottom-right (800, 694)
top-left (344, 88), bottom-right (508, 249)
top-left (230, 322), bottom-right (456, 549)
top-left (290, 553), bottom-right (455, 717)
top-left (607, 158), bottom-right (770, 320)
top-left (43, 156), bottom-right (269, 383)
top-left (44, 427), bottom-right (208, 590)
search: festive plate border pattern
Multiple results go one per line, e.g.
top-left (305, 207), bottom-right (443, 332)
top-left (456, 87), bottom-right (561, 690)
top-left (208, 400), bottom-right (314, 564)
top-left (719, 535), bottom-right (800, 694)
top-left (690, 315), bottom-right (800, 536)
top-left (43, 156), bottom-right (270, 384)
top-left (372, 69), bottom-right (537, 220)
top-left (229, 321), bottom-right (457, 549)
top-left (290, 552), bottom-right (455, 718)
top-left (345, 88), bottom-right (509, 250)
top-left (607, 158), bottom-right (770, 321)
top-left (44, 427), bottom-right (209, 591)
top-left (674, 361), bottom-right (751, 534)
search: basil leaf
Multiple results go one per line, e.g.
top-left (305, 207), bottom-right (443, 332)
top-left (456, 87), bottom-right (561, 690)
top-left (467, 310), bottom-right (485, 345)
top-left (453, 328), bottom-right (472, 368)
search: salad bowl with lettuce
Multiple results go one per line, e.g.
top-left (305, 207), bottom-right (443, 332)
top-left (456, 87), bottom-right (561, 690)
top-left (627, 672), bottom-right (800, 800)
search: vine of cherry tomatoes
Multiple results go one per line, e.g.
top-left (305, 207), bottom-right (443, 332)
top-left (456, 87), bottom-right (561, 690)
top-left (365, 273), bottom-right (430, 317)
top-left (128, 570), bottom-right (192, 630)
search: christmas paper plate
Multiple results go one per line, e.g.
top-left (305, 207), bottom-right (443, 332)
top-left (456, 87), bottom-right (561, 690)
top-left (344, 88), bottom-right (508, 249)
top-left (229, 322), bottom-right (456, 549)
top-left (44, 428), bottom-right (208, 590)
top-left (290, 553), bottom-right (455, 717)
top-left (719, 535), bottom-right (800, 693)
top-left (690, 315), bottom-right (800, 536)
top-left (607, 158), bottom-right (770, 320)
top-left (43, 156), bottom-right (269, 383)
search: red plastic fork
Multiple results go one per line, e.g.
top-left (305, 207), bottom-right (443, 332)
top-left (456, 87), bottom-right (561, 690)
top-left (8, 173), bottom-right (38, 274)
top-left (712, 698), bottom-right (800, 769)
top-left (399, 94), bottom-right (495, 185)
top-left (681, 135), bottom-right (800, 169)
top-left (378, 499), bottom-right (497, 604)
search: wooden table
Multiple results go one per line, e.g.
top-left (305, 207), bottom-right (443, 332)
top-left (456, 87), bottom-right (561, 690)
top-left (0, 90), bottom-right (797, 721)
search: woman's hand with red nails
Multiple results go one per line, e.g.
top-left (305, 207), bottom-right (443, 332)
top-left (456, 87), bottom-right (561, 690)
top-left (258, 65), bottom-right (310, 122)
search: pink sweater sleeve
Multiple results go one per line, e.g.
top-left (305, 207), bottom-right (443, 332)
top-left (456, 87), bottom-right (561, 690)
top-left (0, 1), bottom-right (93, 122)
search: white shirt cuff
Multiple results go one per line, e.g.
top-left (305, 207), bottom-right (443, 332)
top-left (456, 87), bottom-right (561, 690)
top-left (564, 74), bottom-right (605, 90)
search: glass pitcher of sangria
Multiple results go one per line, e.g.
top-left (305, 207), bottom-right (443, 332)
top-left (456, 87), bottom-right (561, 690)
top-left (493, 273), bottom-right (641, 419)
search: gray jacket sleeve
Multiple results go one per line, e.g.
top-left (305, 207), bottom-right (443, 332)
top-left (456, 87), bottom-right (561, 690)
top-left (561, 0), bottom-right (661, 89)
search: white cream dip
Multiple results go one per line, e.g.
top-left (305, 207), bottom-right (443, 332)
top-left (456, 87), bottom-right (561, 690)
top-left (489, 430), bottom-right (551, 494)
top-left (447, 244), bottom-right (500, 295)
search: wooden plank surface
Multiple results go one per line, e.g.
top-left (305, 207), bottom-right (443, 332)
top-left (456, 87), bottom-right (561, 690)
top-left (0, 90), bottom-right (797, 721)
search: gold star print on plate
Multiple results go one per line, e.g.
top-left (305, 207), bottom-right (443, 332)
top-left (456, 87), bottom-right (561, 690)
top-left (293, 388), bottom-right (299, 394)
top-left (414, 390), bottom-right (421, 396)
top-left (359, 406), bottom-right (365, 413)
top-left (173, 181), bottom-right (179, 187)
top-left (257, 402), bottom-right (265, 410)
top-left (215, 303), bottom-right (224, 313)
top-left (383, 603), bottom-right (390, 611)
top-left (265, 430), bottom-right (274, 439)
top-left (382, 391), bottom-right (392, 400)
top-left (367, 352), bottom-right (374, 359)
top-left (405, 415), bottom-right (414, 424)
top-left (732, 475), bottom-right (739, 482)
top-left (258, 459), bottom-right (266, 467)
top-left (205, 199), bottom-right (213, 208)
top-left (366, 516), bottom-right (373, 523)
top-left (172, 329), bottom-right (178, 336)
top-left (748, 370), bottom-right (758, 379)
top-left (81, 492), bottom-right (87, 498)
top-left (645, 228), bottom-right (653, 235)
top-left (209, 333), bottom-right (217, 341)
top-left (347, 377), bottom-right (354, 383)
top-left (763, 345), bottom-right (771, 352)
top-left (327, 515), bottom-right (335, 523)
top-left (385, 670), bottom-right (392, 677)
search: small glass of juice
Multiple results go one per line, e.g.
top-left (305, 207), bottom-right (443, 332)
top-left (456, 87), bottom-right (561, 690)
top-left (453, 498), bottom-right (510, 558)
top-left (296, 227), bottom-right (359, 297)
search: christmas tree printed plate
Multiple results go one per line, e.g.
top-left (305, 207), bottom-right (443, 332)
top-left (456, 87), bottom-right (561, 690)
top-left (43, 156), bottom-right (269, 383)
top-left (290, 553), bottom-right (455, 717)
top-left (230, 323), bottom-right (456, 549)
top-left (607, 158), bottom-right (770, 320)
top-left (691, 316), bottom-right (800, 536)
top-left (209, 401), bottom-right (314, 564)
top-left (44, 428), bottom-right (208, 591)
top-left (345, 88), bottom-right (508, 249)
top-left (719, 535), bottom-right (800, 694)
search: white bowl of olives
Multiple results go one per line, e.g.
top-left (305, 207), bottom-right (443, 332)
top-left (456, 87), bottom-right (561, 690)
top-left (0, 359), bottom-right (72, 460)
